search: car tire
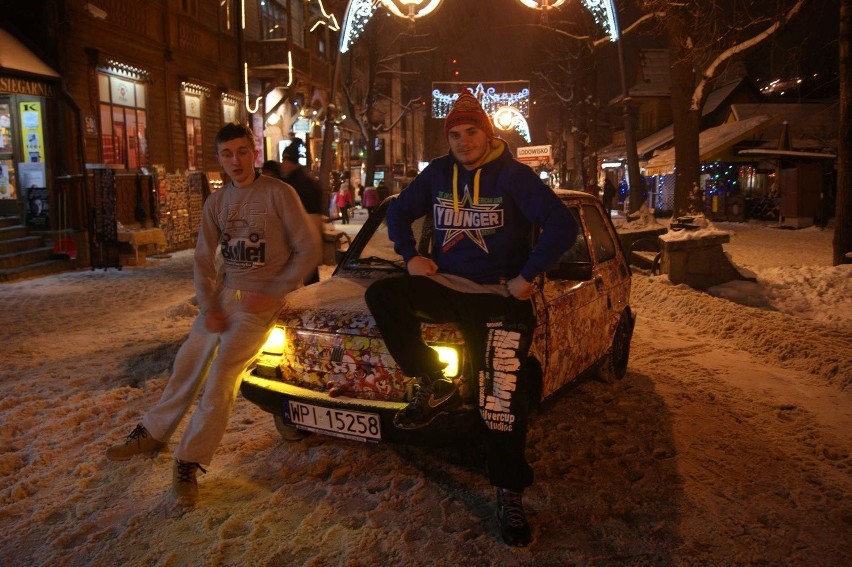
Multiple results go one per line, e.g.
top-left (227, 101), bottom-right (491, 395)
top-left (273, 414), bottom-right (309, 442)
top-left (597, 309), bottom-right (635, 384)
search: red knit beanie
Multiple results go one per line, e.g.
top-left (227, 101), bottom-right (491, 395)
top-left (444, 92), bottom-right (493, 139)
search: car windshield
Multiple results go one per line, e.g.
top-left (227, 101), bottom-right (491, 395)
top-left (338, 215), bottom-right (429, 273)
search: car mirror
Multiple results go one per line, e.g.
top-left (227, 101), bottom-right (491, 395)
top-left (546, 262), bottom-right (594, 281)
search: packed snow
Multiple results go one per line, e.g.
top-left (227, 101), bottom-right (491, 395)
top-left (1, 216), bottom-right (849, 566)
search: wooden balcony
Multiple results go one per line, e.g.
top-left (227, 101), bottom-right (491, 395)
top-left (245, 39), bottom-right (331, 86)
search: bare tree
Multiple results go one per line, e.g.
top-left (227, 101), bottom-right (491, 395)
top-left (636, 0), bottom-right (807, 217)
top-left (340, 16), bottom-right (434, 186)
top-left (529, 8), bottom-right (605, 191)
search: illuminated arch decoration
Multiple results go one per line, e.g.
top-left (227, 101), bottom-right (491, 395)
top-left (492, 106), bottom-right (531, 143)
top-left (340, 0), bottom-right (379, 53)
top-left (580, 0), bottom-right (618, 40)
top-left (431, 82), bottom-right (530, 118)
top-left (432, 83), bottom-right (531, 143)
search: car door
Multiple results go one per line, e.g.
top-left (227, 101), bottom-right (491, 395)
top-left (580, 202), bottom-right (629, 363)
top-left (534, 202), bottom-right (608, 399)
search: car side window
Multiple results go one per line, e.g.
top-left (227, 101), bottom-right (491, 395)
top-left (561, 206), bottom-right (590, 263)
top-left (582, 204), bottom-right (616, 262)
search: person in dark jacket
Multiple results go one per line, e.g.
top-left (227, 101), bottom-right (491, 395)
top-left (281, 139), bottom-right (323, 284)
top-left (602, 177), bottom-right (616, 215)
top-left (364, 92), bottom-right (577, 547)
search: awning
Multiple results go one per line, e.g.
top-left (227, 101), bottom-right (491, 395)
top-left (0, 28), bottom-right (60, 79)
top-left (738, 148), bottom-right (836, 159)
top-left (598, 124), bottom-right (675, 162)
top-left (337, 117), bottom-right (361, 133)
top-left (644, 114), bottom-right (777, 176)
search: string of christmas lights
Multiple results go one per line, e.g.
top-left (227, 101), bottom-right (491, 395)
top-left (701, 162), bottom-right (740, 195)
top-left (340, 0), bottom-right (379, 53)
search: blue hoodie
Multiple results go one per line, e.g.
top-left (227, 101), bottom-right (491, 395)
top-left (387, 139), bottom-right (577, 285)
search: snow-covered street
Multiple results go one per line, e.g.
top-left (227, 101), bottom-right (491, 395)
top-left (1, 219), bottom-right (849, 566)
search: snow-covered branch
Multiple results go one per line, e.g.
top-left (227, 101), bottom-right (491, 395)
top-left (691, 0), bottom-right (807, 110)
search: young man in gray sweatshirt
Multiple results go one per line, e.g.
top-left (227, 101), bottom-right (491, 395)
top-left (106, 123), bottom-right (321, 503)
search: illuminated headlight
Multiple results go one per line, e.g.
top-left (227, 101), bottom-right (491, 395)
top-left (430, 345), bottom-right (459, 378)
top-left (261, 326), bottom-right (286, 355)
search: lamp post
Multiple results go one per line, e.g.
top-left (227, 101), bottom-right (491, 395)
top-left (608, 5), bottom-right (643, 214)
top-left (518, 0), bottom-right (642, 212)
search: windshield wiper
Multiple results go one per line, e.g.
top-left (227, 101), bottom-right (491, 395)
top-left (352, 256), bottom-right (406, 271)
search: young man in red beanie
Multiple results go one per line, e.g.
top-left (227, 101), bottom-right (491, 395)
top-left (365, 91), bottom-right (577, 546)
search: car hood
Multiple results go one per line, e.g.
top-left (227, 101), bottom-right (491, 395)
top-left (278, 275), bottom-right (380, 337)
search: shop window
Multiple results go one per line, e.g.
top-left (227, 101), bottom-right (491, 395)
top-left (260, 0), bottom-right (287, 40)
top-left (0, 100), bottom-right (14, 200)
top-left (221, 93), bottom-right (241, 124)
top-left (97, 70), bottom-right (149, 169)
top-left (184, 93), bottom-right (203, 170)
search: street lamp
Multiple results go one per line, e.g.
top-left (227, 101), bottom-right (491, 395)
top-left (517, 1), bottom-right (566, 23)
top-left (610, 10), bottom-right (643, 214)
top-left (380, 0), bottom-right (445, 21)
top-left (517, 1), bottom-right (566, 11)
top-left (519, 0), bottom-right (642, 212)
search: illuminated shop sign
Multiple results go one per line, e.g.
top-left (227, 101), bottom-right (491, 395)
top-left (0, 77), bottom-right (57, 97)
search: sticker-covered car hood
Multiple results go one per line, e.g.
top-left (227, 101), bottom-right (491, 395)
top-left (278, 276), bottom-right (379, 336)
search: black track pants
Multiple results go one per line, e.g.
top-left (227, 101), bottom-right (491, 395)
top-left (366, 275), bottom-right (535, 491)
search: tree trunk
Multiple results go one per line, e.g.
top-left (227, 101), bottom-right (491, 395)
top-left (668, 41), bottom-right (702, 218)
top-left (835, 0), bottom-right (851, 265)
top-left (365, 131), bottom-right (378, 188)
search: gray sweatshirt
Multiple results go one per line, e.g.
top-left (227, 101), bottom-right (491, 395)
top-left (193, 173), bottom-right (322, 313)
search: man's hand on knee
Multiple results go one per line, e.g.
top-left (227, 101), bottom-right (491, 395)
top-left (406, 255), bottom-right (438, 276)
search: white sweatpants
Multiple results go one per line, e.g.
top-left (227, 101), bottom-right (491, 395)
top-left (142, 288), bottom-right (281, 465)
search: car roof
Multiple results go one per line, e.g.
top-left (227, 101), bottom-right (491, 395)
top-left (553, 189), bottom-right (600, 202)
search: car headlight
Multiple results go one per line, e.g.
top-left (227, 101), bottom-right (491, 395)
top-left (261, 326), bottom-right (287, 355)
top-left (430, 345), bottom-right (459, 378)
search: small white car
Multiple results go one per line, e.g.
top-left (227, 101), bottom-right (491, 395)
top-left (240, 190), bottom-right (634, 443)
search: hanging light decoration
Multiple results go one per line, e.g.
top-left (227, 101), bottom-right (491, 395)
top-left (578, 0), bottom-right (618, 40)
top-left (517, 0), bottom-right (567, 10)
top-left (340, 0), bottom-right (380, 53)
top-left (517, 1), bottom-right (567, 24)
top-left (380, 0), bottom-right (445, 21)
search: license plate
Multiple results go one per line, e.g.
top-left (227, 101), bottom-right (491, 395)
top-left (286, 400), bottom-right (381, 442)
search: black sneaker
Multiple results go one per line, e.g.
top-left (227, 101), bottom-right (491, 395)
top-left (496, 488), bottom-right (531, 547)
top-left (393, 373), bottom-right (462, 430)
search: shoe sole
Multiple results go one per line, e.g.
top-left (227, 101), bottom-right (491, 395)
top-left (105, 445), bottom-right (166, 462)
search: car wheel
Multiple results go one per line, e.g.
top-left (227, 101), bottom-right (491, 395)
top-left (273, 414), bottom-right (309, 442)
top-left (597, 309), bottom-right (635, 384)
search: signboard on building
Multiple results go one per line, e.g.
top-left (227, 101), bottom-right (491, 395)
top-left (516, 144), bottom-right (551, 168)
